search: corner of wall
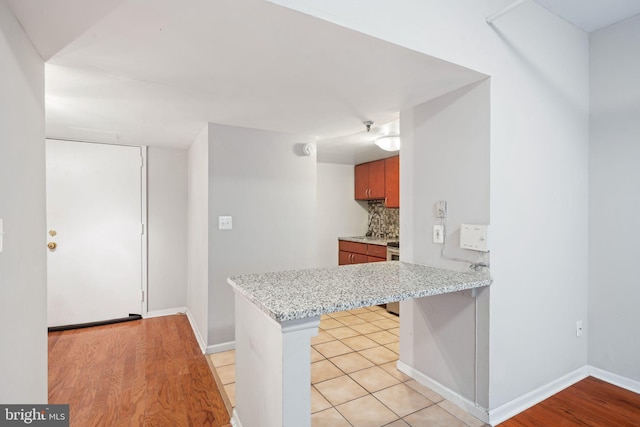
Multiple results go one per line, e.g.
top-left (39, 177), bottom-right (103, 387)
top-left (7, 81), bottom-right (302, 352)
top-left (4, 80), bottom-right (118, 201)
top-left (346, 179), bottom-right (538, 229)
top-left (186, 124), bottom-right (210, 350)
top-left (0, 1), bottom-right (47, 403)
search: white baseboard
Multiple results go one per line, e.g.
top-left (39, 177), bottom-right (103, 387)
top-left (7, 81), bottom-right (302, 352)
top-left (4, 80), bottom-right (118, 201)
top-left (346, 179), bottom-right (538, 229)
top-left (148, 308), bottom-right (236, 356)
top-left (143, 307), bottom-right (187, 318)
top-left (488, 366), bottom-right (589, 426)
top-left (589, 366), bottom-right (640, 394)
top-left (207, 341), bottom-right (235, 354)
top-left (185, 308), bottom-right (207, 354)
top-left (396, 360), bottom-right (489, 423)
top-left (396, 361), bottom-right (604, 426)
top-left (230, 409), bottom-right (243, 427)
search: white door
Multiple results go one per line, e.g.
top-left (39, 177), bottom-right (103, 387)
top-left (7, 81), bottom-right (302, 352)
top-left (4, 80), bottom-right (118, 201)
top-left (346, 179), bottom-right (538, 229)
top-left (46, 140), bottom-right (143, 327)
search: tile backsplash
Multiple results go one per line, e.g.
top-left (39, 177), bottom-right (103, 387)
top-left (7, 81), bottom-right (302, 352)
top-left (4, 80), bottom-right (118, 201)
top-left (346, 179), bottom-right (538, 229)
top-left (366, 201), bottom-right (399, 239)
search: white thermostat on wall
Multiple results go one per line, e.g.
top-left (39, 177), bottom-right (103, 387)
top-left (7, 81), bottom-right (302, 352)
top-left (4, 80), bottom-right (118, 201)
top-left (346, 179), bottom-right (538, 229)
top-left (460, 224), bottom-right (488, 252)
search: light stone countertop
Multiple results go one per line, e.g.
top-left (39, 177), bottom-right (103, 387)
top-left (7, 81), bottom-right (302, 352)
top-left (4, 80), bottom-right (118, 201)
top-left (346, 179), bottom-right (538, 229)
top-left (338, 236), bottom-right (398, 246)
top-left (228, 261), bottom-right (491, 323)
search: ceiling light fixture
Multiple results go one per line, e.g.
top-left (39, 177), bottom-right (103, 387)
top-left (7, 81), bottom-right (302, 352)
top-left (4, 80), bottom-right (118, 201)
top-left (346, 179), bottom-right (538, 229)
top-left (375, 135), bottom-right (400, 152)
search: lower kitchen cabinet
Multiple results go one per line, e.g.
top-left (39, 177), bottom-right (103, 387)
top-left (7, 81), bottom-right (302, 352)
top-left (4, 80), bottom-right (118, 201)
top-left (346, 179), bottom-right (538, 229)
top-left (339, 251), bottom-right (368, 265)
top-left (338, 240), bottom-right (387, 266)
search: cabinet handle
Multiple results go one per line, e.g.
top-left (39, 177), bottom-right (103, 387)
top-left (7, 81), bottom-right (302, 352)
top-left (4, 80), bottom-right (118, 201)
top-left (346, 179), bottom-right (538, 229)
top-left (350, 254), bottom-right (354, 263)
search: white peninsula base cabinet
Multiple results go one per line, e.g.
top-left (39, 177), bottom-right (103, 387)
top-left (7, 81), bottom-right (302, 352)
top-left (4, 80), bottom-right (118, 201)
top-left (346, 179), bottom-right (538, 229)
top-left (228, 262), bottom-right (490, 427)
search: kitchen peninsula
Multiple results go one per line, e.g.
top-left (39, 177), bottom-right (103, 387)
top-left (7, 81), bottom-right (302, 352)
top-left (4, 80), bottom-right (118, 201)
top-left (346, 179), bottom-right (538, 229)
top-left (227, 262), bottom-right (491, 427)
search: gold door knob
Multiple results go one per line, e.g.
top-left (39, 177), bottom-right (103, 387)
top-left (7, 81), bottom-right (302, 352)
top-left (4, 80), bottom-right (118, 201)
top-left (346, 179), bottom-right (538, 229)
top-left (47, 242), bottom-right (57, 250)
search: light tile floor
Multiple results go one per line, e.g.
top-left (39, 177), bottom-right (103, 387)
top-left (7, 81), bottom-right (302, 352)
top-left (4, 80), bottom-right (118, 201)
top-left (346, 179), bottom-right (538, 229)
top-left (207, 305), bottom-right (488, 427)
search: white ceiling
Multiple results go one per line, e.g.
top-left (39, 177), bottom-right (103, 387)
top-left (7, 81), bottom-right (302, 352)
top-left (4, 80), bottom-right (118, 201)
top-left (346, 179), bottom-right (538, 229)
top-left (534, 0), bottom-right (640, 32)
top-left (6, 0), bottom-right (639, 163)
top-left (4, 0), bottom-right (486, 163)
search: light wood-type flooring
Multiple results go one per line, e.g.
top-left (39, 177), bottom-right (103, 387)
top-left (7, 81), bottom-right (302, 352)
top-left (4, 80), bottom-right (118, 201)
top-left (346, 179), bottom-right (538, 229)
top-left (498, 376), bottom-right (640, 426)
top-left (48, 314), bottom-right (230, 427)
top-left (48, 311), bottom-right (640, 427)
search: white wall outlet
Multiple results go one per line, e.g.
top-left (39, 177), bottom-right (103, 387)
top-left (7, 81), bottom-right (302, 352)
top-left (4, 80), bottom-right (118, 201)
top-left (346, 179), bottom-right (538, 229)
top-left (460, 224), bottom-right (488, 252)
top-left (576, 320), bottom-right (583, 337)
top-left (433, 225), bottom-right (444, 244)
top-left (436, 200), bottom-right (447, 218)
top-left (218, 216), bottom-right (232, 230)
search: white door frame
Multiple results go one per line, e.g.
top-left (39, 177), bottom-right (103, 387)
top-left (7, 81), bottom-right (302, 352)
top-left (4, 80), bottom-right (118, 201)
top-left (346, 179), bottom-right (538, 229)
top-left (46, 139), bottom-right (149, 321)
top-left (140, 145), bottom-right (148, 317)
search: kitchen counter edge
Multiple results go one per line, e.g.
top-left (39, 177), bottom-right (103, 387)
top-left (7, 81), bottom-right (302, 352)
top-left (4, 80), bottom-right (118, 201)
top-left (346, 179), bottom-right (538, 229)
top-left (228, 261), bottom-right (491, 323)
top-left (338, 236), bottom-right (398, 246)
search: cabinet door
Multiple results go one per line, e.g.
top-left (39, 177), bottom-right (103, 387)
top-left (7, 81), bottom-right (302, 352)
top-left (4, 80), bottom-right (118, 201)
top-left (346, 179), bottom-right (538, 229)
top-left (354, 163), bottom-right (369, 200)
top-left (367, 244), bottom-right (387, 259)
top-left (339, 250), bottom-right (352, 266)
top-left (384, 156), bottom-right (399, 208)
top-left (353, 253), bottom-right (368, 264)
top-left (339, 240), bottom-right (368, 255)
top-left (368, 159), bottom-right (386, 199)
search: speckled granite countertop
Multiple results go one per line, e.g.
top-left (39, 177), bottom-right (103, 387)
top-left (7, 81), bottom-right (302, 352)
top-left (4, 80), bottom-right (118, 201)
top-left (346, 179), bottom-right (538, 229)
top-left (228, 262), bottom-right (491, 323)
top-left (338, 236), bottom-right (398, 246)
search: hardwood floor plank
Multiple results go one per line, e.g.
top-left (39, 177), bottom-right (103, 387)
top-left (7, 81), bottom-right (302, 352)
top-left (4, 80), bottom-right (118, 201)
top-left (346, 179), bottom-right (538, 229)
top-left (499, 376), bottom-right (640, 427)
top-left (184, 357), bottom-right (228, 426)
top-left (49, 315), bottom-right (230, 427)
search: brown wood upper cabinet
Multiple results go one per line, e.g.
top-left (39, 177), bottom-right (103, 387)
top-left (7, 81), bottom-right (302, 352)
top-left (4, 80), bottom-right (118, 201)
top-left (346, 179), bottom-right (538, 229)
top-left (384, 156), bottom-right (399, 208)
top-left (354, 156), bottom-right (399, 208)
top-left (355, 159), bottom-right (385, 200)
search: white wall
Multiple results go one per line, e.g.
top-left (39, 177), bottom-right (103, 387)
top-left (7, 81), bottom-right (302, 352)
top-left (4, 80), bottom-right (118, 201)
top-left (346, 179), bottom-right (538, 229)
top-left (399, 81), bottom-right (490, 408)
top-left (268, 0), bottom-right (590, 414)
top-left (187, 125), bottom-right (210, 349)
top-left (589, 15), bottom-right (640, 383)
top-left (0, 0), bottom-right (48, 403)
top-left (147, 147), bottom-right (188, 312)
top-left (207, 124), bottom-right (317, 349)
top-left (316, 162), bottom-right (368, 267)
top-left (401, 81), bottom-right (490, 272)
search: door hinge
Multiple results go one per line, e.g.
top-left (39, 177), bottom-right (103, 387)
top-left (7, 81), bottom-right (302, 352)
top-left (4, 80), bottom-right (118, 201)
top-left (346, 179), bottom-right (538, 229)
top-left (141, 290), bottom-right (145, 302)
top-left (141, 223), bottom-right (145, 235)
top-left (140, 156), bottom-right (144, 168)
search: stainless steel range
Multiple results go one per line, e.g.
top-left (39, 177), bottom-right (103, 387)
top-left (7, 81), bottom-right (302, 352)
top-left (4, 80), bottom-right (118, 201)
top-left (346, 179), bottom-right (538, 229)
top-left (387, 241), bottom-right (400, 261)
top-left (386, 241), bottom-right (400, 315)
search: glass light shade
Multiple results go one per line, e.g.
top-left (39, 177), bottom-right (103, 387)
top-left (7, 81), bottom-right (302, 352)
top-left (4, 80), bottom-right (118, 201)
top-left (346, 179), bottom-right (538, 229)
top-left (375, 135), bottom-right (400, 151)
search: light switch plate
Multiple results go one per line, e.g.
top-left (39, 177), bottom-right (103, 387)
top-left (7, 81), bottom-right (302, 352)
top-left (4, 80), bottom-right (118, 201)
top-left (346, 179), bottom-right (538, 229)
top-left (433, 225), bottom-right (444, 244)
top-left (218, 216), bottom-right (232, 230)
top-left (460, 224), bottom-right (488, 252)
